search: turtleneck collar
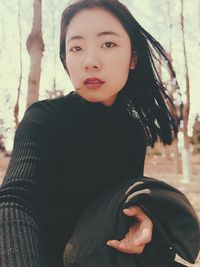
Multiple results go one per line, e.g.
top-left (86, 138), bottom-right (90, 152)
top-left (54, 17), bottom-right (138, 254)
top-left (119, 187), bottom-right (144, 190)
top-left (72, 90), bottom-right (128, 116)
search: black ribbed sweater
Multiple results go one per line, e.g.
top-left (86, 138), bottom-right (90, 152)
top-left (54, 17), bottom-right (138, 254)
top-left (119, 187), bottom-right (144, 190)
top-left (0, 91), bottom-right (146, 267)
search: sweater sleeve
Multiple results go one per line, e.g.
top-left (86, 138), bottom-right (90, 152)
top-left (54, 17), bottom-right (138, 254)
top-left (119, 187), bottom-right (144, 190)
top-left (0, 103), bottom-right (53, 267)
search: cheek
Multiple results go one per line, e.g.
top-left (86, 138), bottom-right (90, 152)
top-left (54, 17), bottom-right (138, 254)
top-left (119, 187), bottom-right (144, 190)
top-left (107, 70), bottom-right (129, 94)
top-left (109, 54), bottom-right (130, 84)
top-left (66, 56), bottom-right (75, 74)
top-left (65, 56), bottom-right (80, 84)
top-left (112, 49), bottom-right (131, 70)
top-left (113, 72), bottom-right (129, 90)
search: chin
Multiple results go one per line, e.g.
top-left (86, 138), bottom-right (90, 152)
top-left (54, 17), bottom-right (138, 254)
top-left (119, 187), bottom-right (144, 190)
top-left (79, 93), bottom-right (102, 103)
top-left (85, 96), bottom-right (102, 103)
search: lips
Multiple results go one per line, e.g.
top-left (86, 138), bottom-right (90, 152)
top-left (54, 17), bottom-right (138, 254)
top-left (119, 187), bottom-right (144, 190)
top-left (83, 77), bottom-right (105, 89)
top-left (84, 77), bottom-right (105, 84)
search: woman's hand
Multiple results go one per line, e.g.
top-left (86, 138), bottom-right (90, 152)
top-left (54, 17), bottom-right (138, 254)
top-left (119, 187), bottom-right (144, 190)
top-left (106, 206), bottom-right (153, 254)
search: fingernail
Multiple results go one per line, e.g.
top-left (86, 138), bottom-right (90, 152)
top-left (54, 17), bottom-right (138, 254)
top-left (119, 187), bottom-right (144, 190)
top-left (123, 209), bottom-right (129, 214)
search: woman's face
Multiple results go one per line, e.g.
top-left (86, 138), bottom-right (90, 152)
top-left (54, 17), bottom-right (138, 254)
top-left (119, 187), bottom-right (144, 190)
top-left (65, 7), bottom-right (135, 106)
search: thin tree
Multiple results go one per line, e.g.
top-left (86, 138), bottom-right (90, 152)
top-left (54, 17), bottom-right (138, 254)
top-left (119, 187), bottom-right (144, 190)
top-left (51, 0), bottom-right (57, 93)
top-left (166, 0), bottom-right (182, 173)
top-left (46, 0), bottom-right (64, 100)
top-left (14, 0), bottom-right (23, 128)
top-left (26, 0), bottom-right (44, 109)
top-left (180, 0), bottom-right (192, 182)
top-left (199, 0), bottom-right (200, 47)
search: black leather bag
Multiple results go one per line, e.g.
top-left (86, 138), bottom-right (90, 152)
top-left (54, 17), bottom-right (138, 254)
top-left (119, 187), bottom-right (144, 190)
top-left (63, 177), bottom-right (200, 267)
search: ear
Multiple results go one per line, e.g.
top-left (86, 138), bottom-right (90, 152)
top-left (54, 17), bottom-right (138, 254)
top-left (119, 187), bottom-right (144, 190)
top-left (130, 52), bottom-right (137, 70)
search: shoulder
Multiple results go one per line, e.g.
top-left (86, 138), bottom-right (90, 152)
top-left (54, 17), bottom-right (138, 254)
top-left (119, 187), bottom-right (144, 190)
top-left (15, 91), bottom-right (83, 141)
top-left (23, 91), bottom-right (82, 125)
top-left (27, 91), bottom-right (79, 114)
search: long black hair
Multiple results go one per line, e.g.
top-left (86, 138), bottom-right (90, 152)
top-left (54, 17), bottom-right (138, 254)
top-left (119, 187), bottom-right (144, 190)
top-left (59, 0), bottom-right (178, 147)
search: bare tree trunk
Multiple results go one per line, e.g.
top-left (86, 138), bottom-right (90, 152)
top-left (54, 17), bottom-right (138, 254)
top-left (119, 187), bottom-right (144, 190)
top-left (26, 0), bottom-right (44, 109)
top-left (51, 1), bottom-right (56, 93)
top-left (199, 0), bottom-right (200, 27)
top-left (180, 0), bottom-right (192, 182)
top-left (14, 0), bottom-right (23, 128)
top-left (45, 1), bottom-right (64, 100)
top-left (167, 0), bottom-right (172, 55)
top-left (166, 0), bottom-right (182, 174)
top-left (199, 0), bottom-right (200, 47)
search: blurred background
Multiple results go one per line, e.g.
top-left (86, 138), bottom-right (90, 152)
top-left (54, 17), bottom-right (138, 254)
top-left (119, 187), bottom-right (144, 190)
top-left (0, 0), bottom-right (200, 175)
top-left (0, 0), bottom-right (199, 265)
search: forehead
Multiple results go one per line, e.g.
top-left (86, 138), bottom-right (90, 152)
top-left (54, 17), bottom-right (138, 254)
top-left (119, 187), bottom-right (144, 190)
top-left (66, 7), bottom-right (127, 37)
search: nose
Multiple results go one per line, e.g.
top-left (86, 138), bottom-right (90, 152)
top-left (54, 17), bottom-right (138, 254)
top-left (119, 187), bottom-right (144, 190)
top-left (83, 51), bottom-right (101, 71)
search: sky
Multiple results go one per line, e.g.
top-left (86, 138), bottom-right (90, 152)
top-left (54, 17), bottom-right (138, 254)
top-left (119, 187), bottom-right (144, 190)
top-left (0, 0), bottom-right (200, 150)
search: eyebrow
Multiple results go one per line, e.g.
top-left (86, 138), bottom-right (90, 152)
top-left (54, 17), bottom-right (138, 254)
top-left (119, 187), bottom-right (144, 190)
top-left (67, 31), bottom-right (121, 43)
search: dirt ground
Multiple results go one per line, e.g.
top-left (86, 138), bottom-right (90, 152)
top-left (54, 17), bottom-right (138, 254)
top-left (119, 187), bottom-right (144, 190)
top-left (144, 151), bottom-right (200, 267)
top-left (0, 150), bottom-right (200, 266)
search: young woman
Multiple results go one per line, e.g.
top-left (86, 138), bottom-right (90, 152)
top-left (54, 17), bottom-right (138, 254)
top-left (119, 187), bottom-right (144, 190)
top-left (0, 0), bottom-right (199, 266)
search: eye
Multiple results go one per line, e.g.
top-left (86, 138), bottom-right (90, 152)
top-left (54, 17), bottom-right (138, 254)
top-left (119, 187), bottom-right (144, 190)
top-left (69, 46), bottom-right (82, 52)
top-left (102, 42), bottom-right (116, 48)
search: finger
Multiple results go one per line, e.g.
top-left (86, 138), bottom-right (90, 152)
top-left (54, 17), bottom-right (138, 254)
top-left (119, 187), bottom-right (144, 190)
top-left (133, 220), bottom-right (153, 245)
top-left (106, 240), bottom-right (121, 249)
top-left (107, 236), bottom-right (145, 251)
top-left (117, 242), bottom-right (145, 254)
top-left (123, 206), bottom-right (139, 217)
top-left (134, 227), bottom-right (152, 245)
top-left (123, 206), bottom-right (149, 222)
top-left (107, 240), bottom-right (145, 254)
